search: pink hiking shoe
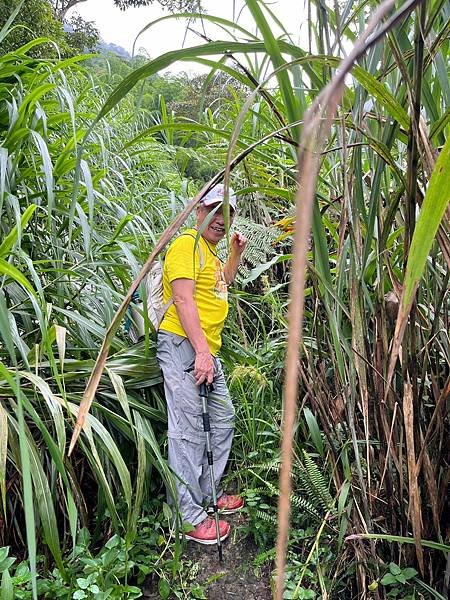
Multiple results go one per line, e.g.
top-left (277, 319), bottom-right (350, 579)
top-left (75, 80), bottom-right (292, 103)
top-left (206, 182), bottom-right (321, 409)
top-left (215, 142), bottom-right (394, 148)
top-left (215, 493), bottom-right (244, 514)
top-left (184, 517), bottom-right (230, 545)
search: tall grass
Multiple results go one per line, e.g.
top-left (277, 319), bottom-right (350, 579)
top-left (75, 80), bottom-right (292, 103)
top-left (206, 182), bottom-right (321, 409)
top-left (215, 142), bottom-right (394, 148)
top-left (0, 29), bottom-right (189, 597)
top-left (1, 0), bottom-right (448, 597)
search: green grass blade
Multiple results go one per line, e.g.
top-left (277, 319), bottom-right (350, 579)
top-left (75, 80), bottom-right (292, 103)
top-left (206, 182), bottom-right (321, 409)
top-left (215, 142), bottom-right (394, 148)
top-left (352, 65), bottom-right (410, 129)
top-left (127, 410), bottom-right (147, 545)
top-left (0, 365), bottom-right (37, 599)
top-left (30, 132), bottom-right (54, 225)
top-left (0, 291), bottom-right (17, 363)
top-left (303, 407), bottom-right (325, 457)
top-left (346, 533), bottom-right (450, 553)
top-left (132, 11), bottom-right (259, 55)
top-left (0, 403), bottom-right (7, 518)
top-left (0, 568), bottom-right (14, 600)
top-left (0, 258), bottom-right (36, 296)
top-left (403, 135), bottom-right (450, 307)
top-left (25, 429), bottom-right (66, 577)
top-left (245, 0), bottom-right (299, 138)
top-left (0, 204), bottom-right (39, 258)
top-left (0, 0), bottom-right (25, 43)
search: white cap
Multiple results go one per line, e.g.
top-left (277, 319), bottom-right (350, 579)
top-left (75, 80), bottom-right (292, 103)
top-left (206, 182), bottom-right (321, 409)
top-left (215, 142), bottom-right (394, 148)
top-left (202, 184), bottom-right (237, 210)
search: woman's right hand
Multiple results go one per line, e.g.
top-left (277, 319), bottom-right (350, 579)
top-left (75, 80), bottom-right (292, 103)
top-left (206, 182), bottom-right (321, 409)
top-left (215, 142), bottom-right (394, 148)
top-left (194, 350), bottom-right (215, 385)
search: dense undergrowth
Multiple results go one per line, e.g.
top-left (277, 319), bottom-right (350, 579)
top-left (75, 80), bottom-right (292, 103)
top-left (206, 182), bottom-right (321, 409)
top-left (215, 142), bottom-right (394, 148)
top-left (0, 0), bottom-right (449, 598)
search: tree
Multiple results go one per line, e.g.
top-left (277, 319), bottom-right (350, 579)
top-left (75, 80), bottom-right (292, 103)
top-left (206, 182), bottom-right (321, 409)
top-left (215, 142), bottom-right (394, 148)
top-left (0, 0), bottom-right (70, 56)
top-left (0, 0), bottom-right (99, 56)
top-left (51, 0), bottom-right (201, 21)
top-left (65, 13), bottom-right (99, 53)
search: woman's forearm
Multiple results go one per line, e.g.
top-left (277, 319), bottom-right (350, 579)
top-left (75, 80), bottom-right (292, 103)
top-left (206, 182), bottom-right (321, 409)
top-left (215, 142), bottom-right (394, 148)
top-left (172, 280), bottom-right (209, 354)
top-left (171, 278), bottom-right (214, 384)
top-left (224, 252), bottom-right (241, 285)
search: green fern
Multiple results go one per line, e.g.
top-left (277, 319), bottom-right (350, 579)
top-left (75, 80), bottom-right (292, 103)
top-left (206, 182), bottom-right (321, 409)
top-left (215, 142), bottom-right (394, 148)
top-left (247, 451), bottom-right (336, 519)
top-left (302, 450), bottom-right (335, 513)
top-left (253, 509), bottom-right (278, 526)
top-left (253, 546), bottom-right (277, 567)
top-left (247, 468), bottom-right (322, 521)
top-left (218, 215), bottom-right (278, 282)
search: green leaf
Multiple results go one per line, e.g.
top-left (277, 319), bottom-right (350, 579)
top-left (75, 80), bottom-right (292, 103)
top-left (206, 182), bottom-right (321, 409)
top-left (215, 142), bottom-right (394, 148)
top-left (338, 481), bottom-right (351, 517)
top-left (430, 107), bottom-right (450, 140)
top-left (162, 502), bottom-right (173, 523)
top-left (158, 578), bottom-right (170, 600)
top-left (0, 548), bottom-right (9, 564)
top-left (298, 589), bottom-right (315, 599)
top-left (0, 258), bottom-right (36, 295)
top-left (0, 557), bottom-right (15, 573)
top-left (389, 563), bottom-right (401, 575)
top-left (0, 204), bottom-right (39, 259)
top-left (132, 11), bottom-right (259, 54)
top-left (105, 535), bottom-right (121, 549)
top-left (402, 568), bottom-right (418, 580)
top-left (30, 132), bottom-right (54, 223)
top-left (380, 573), bottom-right (397, 586)
top-left (245, 0), bottom-right (299, 138)
top-left (89, 585), bottom-right (100, 594)
top-left (403, 135), bottom-right (450, 308)
top-left (0, 0), bottom-right (25, 44)
top-left (346, 533), bottom-right (450, 554)
top-left (242, 254), bottom-right (290, 284)
top-left (76, 578), bottom-right (90, 590)
top-left (0, 289), bottom-right (16, 364)
top-left (0, 569), bottom-right (14, 600)
top-left (191, 585), bottom-right (207, 599)
top-left (303, 407), bottom-right (324, 456)
top-left (0, 365), bottom-right (37, 600)
top-left (352, 66), bottom-right (409, 129)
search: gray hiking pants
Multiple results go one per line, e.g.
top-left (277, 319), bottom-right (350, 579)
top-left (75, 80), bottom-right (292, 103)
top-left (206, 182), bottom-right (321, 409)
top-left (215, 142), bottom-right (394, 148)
top-left (156, 331), bottom-right (235, 526)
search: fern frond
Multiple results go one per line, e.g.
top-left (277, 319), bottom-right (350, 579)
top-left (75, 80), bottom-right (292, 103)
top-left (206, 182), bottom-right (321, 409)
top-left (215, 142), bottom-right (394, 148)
top-left (252, 509), bottom-right (277, 525)
top-left (247, 469), bottom-right (322, 520)
top-left (217, 215), bottom-right (278, 281)
top-left (253, 546), bottom-right (276, 567)
top-left (302, 450), bottom-right (335, 512)
top-left (248, 458), bottom-right (281, 473)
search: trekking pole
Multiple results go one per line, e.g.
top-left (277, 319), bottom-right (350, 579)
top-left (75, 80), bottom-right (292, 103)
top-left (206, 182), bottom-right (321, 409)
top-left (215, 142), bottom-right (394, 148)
top-left (199, 382), bottom-right (223, 562)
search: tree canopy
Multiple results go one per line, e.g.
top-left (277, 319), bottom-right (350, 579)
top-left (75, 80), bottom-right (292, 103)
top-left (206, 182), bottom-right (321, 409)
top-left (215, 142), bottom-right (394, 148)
top-left (0, 0), bottom-right (101, 56)
top-left (51, 0), bottom-right (201, 20)
top-left (0, 0), bottom-right (70, 56)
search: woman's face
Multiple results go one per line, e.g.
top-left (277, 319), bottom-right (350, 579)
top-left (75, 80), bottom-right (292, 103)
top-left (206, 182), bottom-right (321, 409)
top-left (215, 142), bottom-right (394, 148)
top-left (196, 203), bottom-right (235, 244)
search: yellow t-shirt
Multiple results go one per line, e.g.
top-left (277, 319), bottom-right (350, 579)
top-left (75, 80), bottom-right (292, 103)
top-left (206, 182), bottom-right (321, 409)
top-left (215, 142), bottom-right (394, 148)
top-left (159, 229), bottom-right (228, 356)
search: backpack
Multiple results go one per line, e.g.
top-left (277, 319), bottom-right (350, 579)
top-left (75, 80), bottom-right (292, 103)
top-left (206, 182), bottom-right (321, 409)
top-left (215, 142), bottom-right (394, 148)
top-left (126, 235), bottom-right (205, 343)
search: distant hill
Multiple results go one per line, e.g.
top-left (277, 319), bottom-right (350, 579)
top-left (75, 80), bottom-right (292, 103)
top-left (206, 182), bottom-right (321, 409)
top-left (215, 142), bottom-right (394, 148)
top-left (97, 39), bottom-right (131, 59)
top-left (63, 21), bottom-right (130, 58)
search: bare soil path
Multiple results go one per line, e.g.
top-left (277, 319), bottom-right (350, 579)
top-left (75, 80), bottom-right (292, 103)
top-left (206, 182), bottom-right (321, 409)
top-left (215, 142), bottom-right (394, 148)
top-left (142, 512), bottom-right (273, 599)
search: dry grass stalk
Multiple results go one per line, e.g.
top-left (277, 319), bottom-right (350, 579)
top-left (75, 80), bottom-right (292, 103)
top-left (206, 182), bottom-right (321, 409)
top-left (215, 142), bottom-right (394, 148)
top-left (275, 0), bottom-right (424, 597)
top-left (403, 381), bottom-right (424, 574)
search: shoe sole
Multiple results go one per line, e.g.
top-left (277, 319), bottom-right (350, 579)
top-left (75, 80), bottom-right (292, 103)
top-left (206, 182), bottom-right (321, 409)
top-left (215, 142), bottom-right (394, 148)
top-left (207, 505), bottom-right (244, 515)
top-left (181, 528), bottom-right (230, 545)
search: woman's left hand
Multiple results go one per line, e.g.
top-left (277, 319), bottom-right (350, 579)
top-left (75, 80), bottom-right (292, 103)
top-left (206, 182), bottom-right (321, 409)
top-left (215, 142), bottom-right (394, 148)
top-left (230, 231), bottom-right (247, 256)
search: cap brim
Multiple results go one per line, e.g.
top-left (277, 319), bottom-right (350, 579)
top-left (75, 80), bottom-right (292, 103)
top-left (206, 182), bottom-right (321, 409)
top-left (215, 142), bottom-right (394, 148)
top-left (203, 198), bottom-right (237, 209)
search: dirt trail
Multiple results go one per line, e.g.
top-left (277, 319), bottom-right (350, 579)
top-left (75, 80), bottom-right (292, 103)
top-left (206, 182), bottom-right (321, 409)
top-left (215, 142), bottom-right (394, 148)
top-left (143, 513), bottom-right (273, 599)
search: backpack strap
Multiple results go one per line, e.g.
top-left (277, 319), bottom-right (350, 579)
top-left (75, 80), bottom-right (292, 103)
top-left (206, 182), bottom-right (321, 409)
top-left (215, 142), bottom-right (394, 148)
top-left (179, 232), bottom-right (205, 272)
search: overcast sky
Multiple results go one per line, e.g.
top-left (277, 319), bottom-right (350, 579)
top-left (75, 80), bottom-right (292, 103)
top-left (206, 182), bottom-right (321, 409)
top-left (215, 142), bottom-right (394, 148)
top-left (68, 0), bottom-right (306, 73)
